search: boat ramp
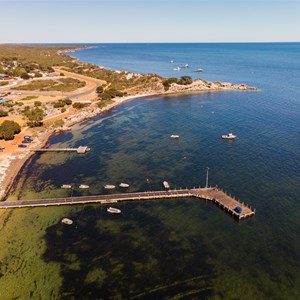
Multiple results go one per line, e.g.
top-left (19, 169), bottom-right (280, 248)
top-left (0, 187), bottom-right (255, 220)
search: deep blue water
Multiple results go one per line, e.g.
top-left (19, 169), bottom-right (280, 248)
top-left (9, 43), bottom-right (300, 299)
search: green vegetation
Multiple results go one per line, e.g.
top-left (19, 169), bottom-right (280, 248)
top-left (24, 107), bottom-right (44, 127)
top-left (97, 87), bottom-right (125, 101)
top-left (13, 78), bottom-right (85, 92)
top-left (34, 101), bottom-right (42, 107)
top-left (96, 99), bottom-right (114, 109)
top-left (0, 109), bottom-right (8, 117)
top-left (54, 119), bottom-right (64, 127)
top-left (21, 95), bottom-right (39, 101)
top-left (0, 81), bottom-right (9, 86)
top-left (53, 98), bottom-right (72, 108)
top-left (72, 102), bottom-right (88, 109)
top-left (163, 76), bottom-right (193, 91)
top-left (0, 45), bottom-right (80, 72)
top-left (0, 120), bottom-right (21, 140)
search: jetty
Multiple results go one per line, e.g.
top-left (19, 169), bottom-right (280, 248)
top-left (0, 187), bottom-right (255, 220)
top-left (31, 146), bottom-right (89, 154)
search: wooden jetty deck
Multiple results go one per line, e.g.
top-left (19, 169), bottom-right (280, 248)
top-left (31, 146), bottom-right (89, 154)
top-left (0, 188), bottom-right (255, 220)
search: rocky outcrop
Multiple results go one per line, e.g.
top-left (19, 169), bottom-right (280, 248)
top-left (166, 79), bottom-right (256, 94)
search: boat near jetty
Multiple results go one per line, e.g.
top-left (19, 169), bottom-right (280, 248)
top-left (221, 133), bottom-right (237, 140)
top-left (61, 184), bottom-right (72, 189)
top-left (61, 218), bottom-right (73, 225)
top-left (170, 134), bottom-right (179, 139)
top-left (119, 183), bottom-right (130, 188)
top-left (163, 181), bottom-right (170, 190)
top-left (79, 184), bottom-right (89, 189)
top-left (104, 184), bottom-right (116, 189)
top-left (107, 207), bottom-right (121, 214)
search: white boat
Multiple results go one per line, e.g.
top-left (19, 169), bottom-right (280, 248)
top-left (169, 60), bottom-right (174, 63)
top-left (79, 184), bottom-right (89, 189)
top-left (104, 184), bottom-right (116, 189)
top-left (182, 64), bottom-right (189, 68)
top-left (107, 207), bottom-right (121, 214)
top-left (119, 183), bottom-right (130, 188)
top-left (195, 68), bottom-right (203, 73)
top-left (173, 67), bottom-right (181, 71)
top-left (163, 181), bottom-right (170, 189)
top-left (170, 134), bottom-right (179, 139)
top-left (61, 184), bottom-right (72, 189)
top-left (61, 218), bottom-right (73, 225)
top-left (221, 133), bottom-right (237, 140)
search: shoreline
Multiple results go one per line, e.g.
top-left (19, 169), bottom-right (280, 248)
top-left (0, 45), bottom-right (256, 201)
top-left (0, 86), bottom-right (255, 201)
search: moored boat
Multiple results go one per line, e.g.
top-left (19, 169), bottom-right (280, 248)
top-left (61, 184), bottom-right (72, 189)
top-left (61, 218), bottom-right (73, 225)
top-left (182, 64), bottom-right (189, 68)
top-left (173, 67), bottom-right (181, 71)
top-left (107, 207), bottom-right (121, 214)
top-left (195, 68), bottom-right (203, 72)
top-left (163, 181), bottom-right (170, 190)
top-left (104, 184), bottom-right (116, 189)
top-left (119, 183), bottom-right (130, 188)
top-left (79, 184), bottom-right (89, 189)
top-left (170, 134), bottom-right (179, 139)
top-left (221, 133), bottom-right (237, 140)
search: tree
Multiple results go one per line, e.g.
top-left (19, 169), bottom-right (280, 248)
top-left (96, 85), bottom-right (104, 94)
top-left (0, 120), bottom-right (21, 140)
top-left (24, 107), bottom-right (44, 127)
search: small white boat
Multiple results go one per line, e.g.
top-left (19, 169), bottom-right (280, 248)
top-left (173, 67), bottom-right (181, 71)
top-left (170, 134), bottom-right (180, 139)
top-left (107, 207), bottom-right (121, 214)
top-left (119, 183), bottom-right (130, 188)
top-left (182, 64), bottom-right (189, 68)
top-left (61, 184), bottom-right (72, 189)
top-left (163, 181), bottom-right (170, 189)
top-left (169, 60), bottom-right (174, 63)
top-left (104, 184), bottom-right (116, 189)
top-left (61, 218), bottom-right (73, 225)
top-left (221, 133), bottom-right (237, 140)
top-left (79, 184), bottom-right (89, 189)
top-left (195, 68), bottom-right (203, 73)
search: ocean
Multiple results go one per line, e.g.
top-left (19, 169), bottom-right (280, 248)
top-left (1, 43), bottom-right (300, 299)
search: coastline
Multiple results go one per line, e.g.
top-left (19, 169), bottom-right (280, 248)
top-left (0, 86), bottom-right (255, 201)
top-left (0, 45), bottom-right (256, 201)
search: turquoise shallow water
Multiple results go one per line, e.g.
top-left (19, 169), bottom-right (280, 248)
top-left (5, 43), bottom-right (300, 299)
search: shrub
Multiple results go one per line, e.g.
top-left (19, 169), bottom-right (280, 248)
top-left (34, 101), bottom-right (42, 107)
top-left (0, 109), bottom-right (8, 117)
top-left (72, 102), bottom-right (86, 109)
top-left (0, 120), bottom-right (21, 140)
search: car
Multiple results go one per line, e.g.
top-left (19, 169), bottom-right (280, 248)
top-left (18, 144), bottom-right (27, 148)
top-left (22, 139), bottom-right (31, 143)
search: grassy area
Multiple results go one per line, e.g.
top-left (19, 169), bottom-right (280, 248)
top-left (0, 81), bottom-right (9, 86)
top-left (13, 78), bottom-right (85, 92)
top-left (0, 45), bottom-right (81, 69)
top-left (21, 95), bottom-right (39, 101)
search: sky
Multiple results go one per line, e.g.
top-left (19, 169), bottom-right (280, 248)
top-left (0, 0), bottom-right (299, 43)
